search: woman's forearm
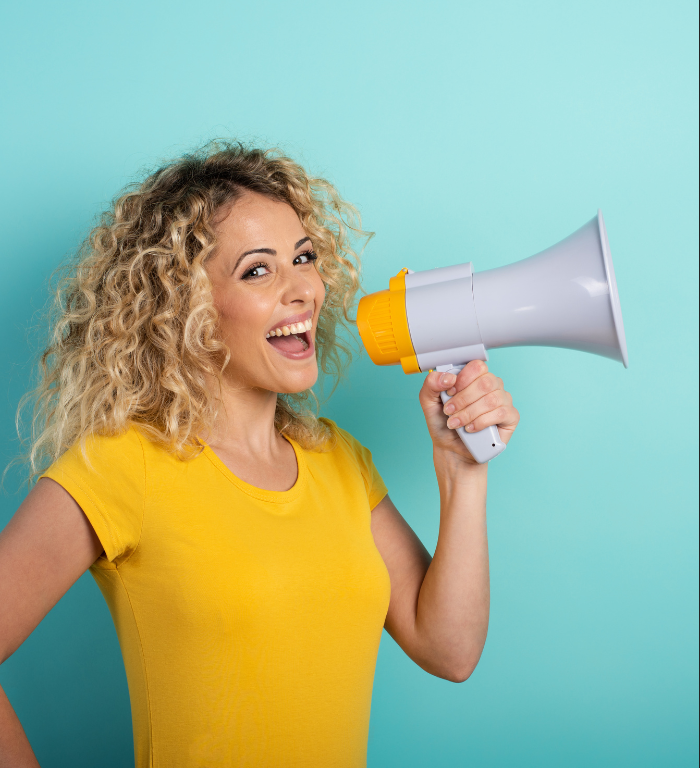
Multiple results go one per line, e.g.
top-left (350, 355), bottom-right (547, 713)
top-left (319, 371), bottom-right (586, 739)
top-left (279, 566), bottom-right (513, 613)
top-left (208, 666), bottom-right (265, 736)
top-left (0, 681), bottom-right (40, 768)
top-left (413, 450), bottom-right (490, 682)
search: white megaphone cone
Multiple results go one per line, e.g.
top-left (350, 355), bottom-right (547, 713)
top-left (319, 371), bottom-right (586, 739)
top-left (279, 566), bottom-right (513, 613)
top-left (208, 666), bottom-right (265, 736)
top-left (357, 210), bottom-right (628, 464)
top-left (473, 211), bottom-right (627, 365)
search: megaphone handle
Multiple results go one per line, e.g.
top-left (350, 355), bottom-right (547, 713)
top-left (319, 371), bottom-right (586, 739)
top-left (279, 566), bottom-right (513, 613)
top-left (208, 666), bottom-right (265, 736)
top-left (438, 365), bottom-right (507, 464)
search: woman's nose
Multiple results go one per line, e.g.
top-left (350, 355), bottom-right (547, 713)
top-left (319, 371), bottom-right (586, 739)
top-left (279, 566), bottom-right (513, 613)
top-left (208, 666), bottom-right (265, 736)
top-left (280, 268), bottom-right (316, 304)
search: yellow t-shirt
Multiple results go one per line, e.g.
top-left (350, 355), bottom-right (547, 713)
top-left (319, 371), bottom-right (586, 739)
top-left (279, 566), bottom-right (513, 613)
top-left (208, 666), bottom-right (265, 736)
top-left (40, 419), bottom-right (391, 768)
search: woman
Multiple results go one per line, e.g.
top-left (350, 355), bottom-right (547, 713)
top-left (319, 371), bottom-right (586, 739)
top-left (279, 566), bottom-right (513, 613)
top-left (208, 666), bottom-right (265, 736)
top-left (0, 142), bottom-right (519, 767)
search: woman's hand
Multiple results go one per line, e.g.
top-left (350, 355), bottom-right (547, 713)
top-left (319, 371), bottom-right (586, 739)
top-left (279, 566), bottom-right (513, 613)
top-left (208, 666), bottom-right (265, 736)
top-left (418, 360), bottom-right (520, 466)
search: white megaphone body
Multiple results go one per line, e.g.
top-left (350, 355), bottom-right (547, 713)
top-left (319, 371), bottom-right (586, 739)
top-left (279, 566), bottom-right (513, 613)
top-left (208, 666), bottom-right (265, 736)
top-left (357, 210), bottom-right (628, 463)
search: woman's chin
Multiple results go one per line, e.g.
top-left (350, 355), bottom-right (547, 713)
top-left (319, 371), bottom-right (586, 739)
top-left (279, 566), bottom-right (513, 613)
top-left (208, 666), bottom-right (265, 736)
top-left (270, 361), bottom-right (319, 395)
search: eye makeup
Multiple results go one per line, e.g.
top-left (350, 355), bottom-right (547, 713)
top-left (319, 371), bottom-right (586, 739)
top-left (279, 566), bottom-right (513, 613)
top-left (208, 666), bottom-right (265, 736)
top-left (241, 250), bottom-right (317, 280)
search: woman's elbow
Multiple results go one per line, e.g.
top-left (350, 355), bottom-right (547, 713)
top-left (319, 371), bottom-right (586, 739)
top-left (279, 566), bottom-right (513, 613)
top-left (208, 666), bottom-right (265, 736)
top-left (423, 652), bottom-right (482, 683)
top-left (447, 662), bottom-right (478, 684)
top-left (409, 630), bottom-right (488, 683)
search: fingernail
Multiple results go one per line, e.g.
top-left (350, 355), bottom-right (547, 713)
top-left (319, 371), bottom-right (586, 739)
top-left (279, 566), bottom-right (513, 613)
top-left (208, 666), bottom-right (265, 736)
top-left (443, 403), bottom-right (455, 415)
top-left (441, 373), bottom-right (456, 386)
top-left (447, 387), bottom-right (457, 396)
top-left (466, 423), bottom-right (475, 432)
top-left (446, 416), bottom-right (460, 429)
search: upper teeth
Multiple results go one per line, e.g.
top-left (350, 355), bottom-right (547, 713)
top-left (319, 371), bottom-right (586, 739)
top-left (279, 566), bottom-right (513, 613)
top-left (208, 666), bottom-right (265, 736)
top-left (266, 318), bottom-right (313, 338)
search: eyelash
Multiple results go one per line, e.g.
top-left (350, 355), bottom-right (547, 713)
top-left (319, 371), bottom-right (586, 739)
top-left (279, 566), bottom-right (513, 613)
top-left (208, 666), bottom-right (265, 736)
top-left (242, 250), bottom-right (318, 280)
top-left (296, 250), bottom-right (318, 266)
top-left (243, 261), bottom-right (270, 280)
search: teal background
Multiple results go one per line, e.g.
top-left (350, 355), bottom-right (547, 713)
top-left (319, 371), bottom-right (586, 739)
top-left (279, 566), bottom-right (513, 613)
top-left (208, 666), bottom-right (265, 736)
top-left (1, 0), bottom-right (697, 766)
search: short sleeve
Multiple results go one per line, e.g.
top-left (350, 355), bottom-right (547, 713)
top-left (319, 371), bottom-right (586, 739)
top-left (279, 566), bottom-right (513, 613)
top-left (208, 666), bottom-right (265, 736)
top-left (39, 426), bottom-right (146, 565)
top-left (323, 419), bottom-right (388, 510)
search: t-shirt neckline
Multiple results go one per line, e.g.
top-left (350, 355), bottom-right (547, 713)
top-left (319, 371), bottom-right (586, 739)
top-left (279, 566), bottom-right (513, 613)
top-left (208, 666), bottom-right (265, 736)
top-left (199, 433), bottom-right (307, 504)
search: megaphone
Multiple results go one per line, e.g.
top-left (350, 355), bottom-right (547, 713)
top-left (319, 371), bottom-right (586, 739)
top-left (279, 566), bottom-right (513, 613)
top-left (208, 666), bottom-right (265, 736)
top-left (357, 210), bottom-right (628, 463)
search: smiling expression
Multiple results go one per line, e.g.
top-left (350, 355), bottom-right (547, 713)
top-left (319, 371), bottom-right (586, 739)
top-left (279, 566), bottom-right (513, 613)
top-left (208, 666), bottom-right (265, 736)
top-left (205, 191), bottom-right (326, 395)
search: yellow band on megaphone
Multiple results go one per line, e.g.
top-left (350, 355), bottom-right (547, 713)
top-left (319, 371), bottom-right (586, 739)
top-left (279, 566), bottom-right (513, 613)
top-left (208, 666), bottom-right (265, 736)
top-left (357, 268), bottom-right (420, 374)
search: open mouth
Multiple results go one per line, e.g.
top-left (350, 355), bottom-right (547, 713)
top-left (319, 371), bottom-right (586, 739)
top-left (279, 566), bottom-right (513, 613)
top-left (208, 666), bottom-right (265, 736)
top-left (266, 318), bottom-right (313, 356)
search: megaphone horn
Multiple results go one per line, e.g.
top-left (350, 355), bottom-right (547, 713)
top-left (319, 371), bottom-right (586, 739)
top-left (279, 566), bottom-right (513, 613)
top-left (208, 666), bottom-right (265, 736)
top-left (357, 210), bottom-right (628, 464)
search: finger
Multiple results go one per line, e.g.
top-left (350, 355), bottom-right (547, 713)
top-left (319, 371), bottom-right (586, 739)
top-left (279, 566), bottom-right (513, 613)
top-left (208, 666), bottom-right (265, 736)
top-left (466, 404), bottom-right (520, 434)
top-left (443, 360), bottom-right (489, 397)
top-left (443, 372), bottom-right (504, 415)
top-left (420, 370), bottom-right (457, 403)
top-left (445, 390), bottom-right (513, 430)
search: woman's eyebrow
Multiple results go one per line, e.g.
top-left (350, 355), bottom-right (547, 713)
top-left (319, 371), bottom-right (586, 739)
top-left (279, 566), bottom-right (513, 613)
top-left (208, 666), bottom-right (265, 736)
top-left (233, 237), bottom-right (311, 272)
top-left (232, 247), bottom-right (274, 274)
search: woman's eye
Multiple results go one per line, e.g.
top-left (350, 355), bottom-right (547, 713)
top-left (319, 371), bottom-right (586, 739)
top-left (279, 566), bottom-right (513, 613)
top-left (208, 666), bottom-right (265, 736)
top-left (243, 262), bottom-right (271, 279)
top-left (295, 250), bottom-right (317, 266)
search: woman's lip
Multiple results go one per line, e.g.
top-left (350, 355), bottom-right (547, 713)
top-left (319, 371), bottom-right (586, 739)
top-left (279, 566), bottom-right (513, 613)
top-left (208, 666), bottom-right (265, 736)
top-left (267, 335), bottom-right (316, 360)
top-left (266, 309), bottom-right (313, 335)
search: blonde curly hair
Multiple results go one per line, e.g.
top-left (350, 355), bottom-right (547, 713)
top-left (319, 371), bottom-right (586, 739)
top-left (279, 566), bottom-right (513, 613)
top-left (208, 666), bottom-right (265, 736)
top-left (15, 140), bottom-right (371, 484)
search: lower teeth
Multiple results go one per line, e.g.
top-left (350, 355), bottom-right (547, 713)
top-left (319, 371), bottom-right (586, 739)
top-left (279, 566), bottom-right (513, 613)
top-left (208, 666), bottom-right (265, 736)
top-left (293, 334), bottom-right (309, 351)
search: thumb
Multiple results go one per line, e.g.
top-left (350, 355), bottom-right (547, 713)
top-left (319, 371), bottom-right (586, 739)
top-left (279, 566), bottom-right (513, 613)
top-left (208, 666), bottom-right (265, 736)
top-left (419, 370), bottom-right (456, 410)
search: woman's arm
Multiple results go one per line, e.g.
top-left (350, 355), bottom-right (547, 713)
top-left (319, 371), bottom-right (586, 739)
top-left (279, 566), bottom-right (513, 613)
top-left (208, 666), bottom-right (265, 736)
top-left (0, 478), bottom-right (104, 768)
top-left (371, 360), bottom-right (519, 682)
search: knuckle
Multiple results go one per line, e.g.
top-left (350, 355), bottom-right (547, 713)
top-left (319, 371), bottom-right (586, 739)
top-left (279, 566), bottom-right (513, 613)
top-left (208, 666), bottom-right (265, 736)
top-left (479, 376), bottom-right (493, 394)
top-left (469, 360), bottom-right (487, 377)
top-left (485, 393), bottom-right (499, 409)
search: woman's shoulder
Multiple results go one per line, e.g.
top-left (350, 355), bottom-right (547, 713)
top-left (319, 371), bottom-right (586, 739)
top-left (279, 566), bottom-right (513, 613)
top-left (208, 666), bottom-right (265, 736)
top-left (40, 425), bottom-right (148, 566)
top-left (43, 423), bottom-right (146, 481)
top-left (317, 418), bottom-right (375, 462)
top-left (318, 417), bottom-right (354, 447)
top-left (76, 423), bottom-right (145, 458)
top-left (315, 419), bottom-right (387, 506)
top-left (85, 423), bottom-right (146, 451)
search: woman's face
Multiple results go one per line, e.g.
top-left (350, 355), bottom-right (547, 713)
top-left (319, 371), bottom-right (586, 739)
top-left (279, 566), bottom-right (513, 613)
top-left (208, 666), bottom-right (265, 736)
top-left (205, 191), bottom-right (326, 395)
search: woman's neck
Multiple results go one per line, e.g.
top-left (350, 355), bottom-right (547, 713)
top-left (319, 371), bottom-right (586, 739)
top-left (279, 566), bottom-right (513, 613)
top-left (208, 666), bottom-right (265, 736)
top-left (201, 379), bottom-right (282, 455)
top-left (199, 378), bottom-right (298, 491)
